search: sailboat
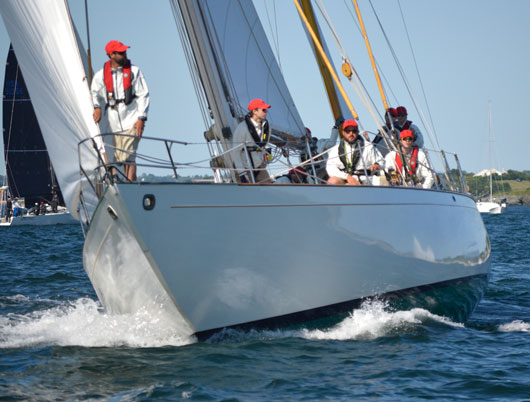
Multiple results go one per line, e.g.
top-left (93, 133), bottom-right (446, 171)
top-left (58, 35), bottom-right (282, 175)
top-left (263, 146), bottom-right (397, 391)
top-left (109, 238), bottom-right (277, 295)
top-left (476, 103), bottom-right (506, 215)
top-left (1, 45), bottom-right (77, 226)
top-left (1, 1), bottom-right (490, 341)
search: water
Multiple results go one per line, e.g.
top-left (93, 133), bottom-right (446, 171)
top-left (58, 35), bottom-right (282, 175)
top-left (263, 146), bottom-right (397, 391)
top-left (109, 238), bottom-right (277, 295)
top-left (1, 209), bottom-right (530, 400)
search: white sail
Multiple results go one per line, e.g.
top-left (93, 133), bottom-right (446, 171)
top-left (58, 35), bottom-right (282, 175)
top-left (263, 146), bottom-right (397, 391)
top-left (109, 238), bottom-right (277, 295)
top-left (0, 0), bottom-right (101, 220)
top-left (194, 0), bottom-right (307, 139)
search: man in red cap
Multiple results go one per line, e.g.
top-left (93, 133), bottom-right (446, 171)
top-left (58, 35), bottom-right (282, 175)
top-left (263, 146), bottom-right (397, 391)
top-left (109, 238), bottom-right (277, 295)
top-left (326, 119), bottom-right (384, 185)
top-left (384, 129), bottom-right (433, 188)
top-left (91, 40), bottom-right (150, 182)
top-left (395, 106), bottom-right (424, 148)
top-left (232, 98), bottom-right (272, 183)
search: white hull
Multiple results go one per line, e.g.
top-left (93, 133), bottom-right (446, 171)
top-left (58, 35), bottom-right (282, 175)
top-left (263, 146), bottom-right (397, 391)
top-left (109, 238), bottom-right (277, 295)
top-left (0, 210), bottom-right (77, 226)
top-left (83, 183), bottom-right (490, 339)
top-left (476, 201), bottom-right (505, 214)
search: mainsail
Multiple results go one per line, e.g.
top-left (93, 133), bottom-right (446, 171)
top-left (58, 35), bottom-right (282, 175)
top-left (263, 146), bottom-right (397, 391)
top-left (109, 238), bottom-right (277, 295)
top-left (176, 0), bottom-right (307, 143)
top-left (0, 0), bottom-right (102, 220)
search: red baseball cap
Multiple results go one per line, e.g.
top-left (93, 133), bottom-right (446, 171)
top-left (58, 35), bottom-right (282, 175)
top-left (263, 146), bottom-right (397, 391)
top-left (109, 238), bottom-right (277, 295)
top-left (248, 99), bottom-right (271, 111)
top-left (400, 129), bottom-right (414, 139)
top-left (388, 108), bottom-right (398, 117)
top-left (342, 119), bottom-right (358, 129)
top-left (105, 40), bottom-right (130, 55)
top-left (396, 106), bottom-right (407, 115)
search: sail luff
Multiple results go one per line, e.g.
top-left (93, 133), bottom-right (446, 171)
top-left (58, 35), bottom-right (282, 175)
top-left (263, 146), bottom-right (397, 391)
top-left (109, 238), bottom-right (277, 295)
top-left (0, 0), bottom-right (101, 220)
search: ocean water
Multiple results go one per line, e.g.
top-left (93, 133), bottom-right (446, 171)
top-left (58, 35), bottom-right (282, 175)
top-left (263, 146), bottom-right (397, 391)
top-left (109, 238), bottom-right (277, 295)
top-left (1, 208), bottom-right (529, 400)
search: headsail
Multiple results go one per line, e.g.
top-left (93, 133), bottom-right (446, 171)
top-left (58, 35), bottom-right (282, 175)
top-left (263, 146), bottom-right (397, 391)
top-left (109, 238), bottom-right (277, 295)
top-left (0, 0), bottom-right (102, 220)
top-left (176, 0), bottom-right (306, 143)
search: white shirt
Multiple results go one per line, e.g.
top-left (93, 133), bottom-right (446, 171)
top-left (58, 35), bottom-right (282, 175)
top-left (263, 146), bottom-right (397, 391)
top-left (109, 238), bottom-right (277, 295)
top-left (326, 140), bottom-right (385, 180)
top-left (91, 63), bottom-right (150, 133)
top-left (384, 148), bottom-right (434, 189)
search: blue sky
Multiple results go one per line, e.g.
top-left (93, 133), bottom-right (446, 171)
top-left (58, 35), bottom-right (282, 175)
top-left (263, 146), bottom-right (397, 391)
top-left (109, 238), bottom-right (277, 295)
top-left (1, 0), bottom-right (529, 175)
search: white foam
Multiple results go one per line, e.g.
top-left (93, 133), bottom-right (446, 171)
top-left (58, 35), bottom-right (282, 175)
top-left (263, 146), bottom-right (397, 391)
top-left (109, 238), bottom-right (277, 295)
top-left (498, 320), bottom-right (530, 332)
top-left (0, 297), bottom-right (196, 348)
top-left (301, 300), bottom-right (463, 341)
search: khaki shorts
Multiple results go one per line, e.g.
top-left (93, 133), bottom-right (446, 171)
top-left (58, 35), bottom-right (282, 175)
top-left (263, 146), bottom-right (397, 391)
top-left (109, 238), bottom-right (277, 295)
top-left (114, 127), bottom-right (139, 163)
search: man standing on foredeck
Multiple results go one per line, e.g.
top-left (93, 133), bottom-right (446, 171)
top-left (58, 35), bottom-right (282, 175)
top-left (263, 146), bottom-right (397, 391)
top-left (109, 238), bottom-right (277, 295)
top-left (91, 40), bottom-right (150, 182)
top-left (232, 98), bottom-right (272, 183)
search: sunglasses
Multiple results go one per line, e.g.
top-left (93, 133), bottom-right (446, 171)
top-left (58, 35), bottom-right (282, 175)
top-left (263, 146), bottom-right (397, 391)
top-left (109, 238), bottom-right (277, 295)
top-left (344, 128), bottom-right (359, 133)
top-left (113, 51), bottom-right (126, 55)
top-left (397, 113), bottom-right (406, 117)
top-left (261, 108), bottom-right (268, 112)
top-left (401, 137), bottom-right (414, 141)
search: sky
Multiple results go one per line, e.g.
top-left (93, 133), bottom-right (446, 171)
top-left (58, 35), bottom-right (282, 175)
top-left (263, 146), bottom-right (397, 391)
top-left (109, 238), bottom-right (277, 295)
top-left (1, 0), bottom-right (529, 176)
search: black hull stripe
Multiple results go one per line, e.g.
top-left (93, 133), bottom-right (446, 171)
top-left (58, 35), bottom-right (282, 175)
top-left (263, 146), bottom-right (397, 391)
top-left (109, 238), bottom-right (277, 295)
top-left (194, 273), bottom-right (488, 342)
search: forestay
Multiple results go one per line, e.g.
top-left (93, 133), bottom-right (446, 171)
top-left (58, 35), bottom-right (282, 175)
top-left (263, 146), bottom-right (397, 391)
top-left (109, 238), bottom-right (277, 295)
top-left (0, 0), bottom-right (102, 220)
top-left (195, 0), bottom-right (307, 141)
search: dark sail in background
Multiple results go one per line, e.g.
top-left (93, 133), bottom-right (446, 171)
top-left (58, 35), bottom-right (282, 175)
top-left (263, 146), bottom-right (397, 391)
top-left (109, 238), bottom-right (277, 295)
top-left (2, 45), bottom-right (63, 207)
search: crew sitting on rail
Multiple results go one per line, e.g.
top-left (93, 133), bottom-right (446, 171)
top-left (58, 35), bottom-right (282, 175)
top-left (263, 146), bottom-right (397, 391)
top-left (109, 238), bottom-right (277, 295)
top-left (394, 106), bottom-right (424, 148)
top-left (326, 119), bottom-right (384, 186)
top-left (232, 98), bottom-right (272, 183)
top-left (274, 166), bottom-right (308, 184)
top-left (384, 129), bottom-right (434, 189)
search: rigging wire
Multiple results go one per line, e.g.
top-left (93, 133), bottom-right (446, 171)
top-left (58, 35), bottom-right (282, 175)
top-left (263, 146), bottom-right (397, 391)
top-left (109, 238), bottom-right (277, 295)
top-left (5, 62), bottom-right (21, 198)
top-left (313, 0), bottom-right (384, 135)
top-left (341, 0), bottom-right (399, 106)
top-left (367, 0), bottom-right (442, 152)
top-left (396, 0), bottom-right (436, 141)
top-left (263, 0), bottom-right (282, 72)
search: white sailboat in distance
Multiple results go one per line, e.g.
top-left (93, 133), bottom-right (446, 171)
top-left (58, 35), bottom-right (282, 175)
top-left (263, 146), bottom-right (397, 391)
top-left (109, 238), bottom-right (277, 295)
top-left (1, 0), bottom-right (490, 341)
top-left (476, 102), bottom-right (506, 214)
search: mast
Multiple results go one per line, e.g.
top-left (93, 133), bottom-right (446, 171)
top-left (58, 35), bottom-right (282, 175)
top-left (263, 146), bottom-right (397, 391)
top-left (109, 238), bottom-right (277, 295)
top-left (84, 0), bottom-right (94, 83)
top-left (488, 101), bottom-right (493, 202)
top-left (299, 0), bottom-right (344, 123)
top-left (293, 0), bottom-right (359, 121)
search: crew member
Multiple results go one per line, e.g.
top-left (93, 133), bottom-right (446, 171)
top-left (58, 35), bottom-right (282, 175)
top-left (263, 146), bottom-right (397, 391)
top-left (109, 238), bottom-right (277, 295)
top-left (395, 106), bottom-right (424, 148)
top-left (91, 40), bottom-right (150, 182)
top-left (232, 98), bottom-right (272, 183)
top-left (384, 129), bottom-right (434, 188)
top-left (326, 119), bottom-right (384, 185)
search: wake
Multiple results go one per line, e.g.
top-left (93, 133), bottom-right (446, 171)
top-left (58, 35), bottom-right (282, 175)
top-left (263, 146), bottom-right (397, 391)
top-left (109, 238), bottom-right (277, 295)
top-left (0, 297), bottom-right (195, 348)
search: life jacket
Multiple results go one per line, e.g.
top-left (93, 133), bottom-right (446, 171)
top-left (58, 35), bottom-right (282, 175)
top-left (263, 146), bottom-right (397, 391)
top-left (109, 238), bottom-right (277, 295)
top-left (244, 114), bottom-right (270, 148)
top-left (103, 60), bottom-right (134, 106)
top-left (338, 137), bottom-right (363, 175)
top-left (401, 120), bottom-right (412, 131)
top-left (395, 146), bottom-right (419, 175)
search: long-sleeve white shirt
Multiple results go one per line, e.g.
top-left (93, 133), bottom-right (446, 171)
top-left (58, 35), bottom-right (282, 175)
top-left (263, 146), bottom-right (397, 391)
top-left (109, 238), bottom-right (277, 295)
top-left (91, 63), bottom-right (149, 133)
top-left (384, 148), bottom-right (434, 188)
top-left (326, 140), bottom-right (385, 180)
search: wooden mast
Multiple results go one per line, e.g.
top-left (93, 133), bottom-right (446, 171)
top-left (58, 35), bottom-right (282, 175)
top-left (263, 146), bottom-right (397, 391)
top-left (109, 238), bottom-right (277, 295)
top-left (293, 0), bottom-right (359, 121)
top-left (299, 0), bottom-right (344, 123)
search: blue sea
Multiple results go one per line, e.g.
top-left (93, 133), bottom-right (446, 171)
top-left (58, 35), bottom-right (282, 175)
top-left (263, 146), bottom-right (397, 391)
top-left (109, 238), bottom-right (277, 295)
top-left (1, 208), bottom-right (529, 400)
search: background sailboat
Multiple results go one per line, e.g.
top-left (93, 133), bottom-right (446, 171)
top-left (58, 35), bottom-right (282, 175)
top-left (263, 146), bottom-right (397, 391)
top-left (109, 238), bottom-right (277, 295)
top-left (476, 102), bottom-right (506, 214)
top-left (1, 45), bottom-right (76, 225)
